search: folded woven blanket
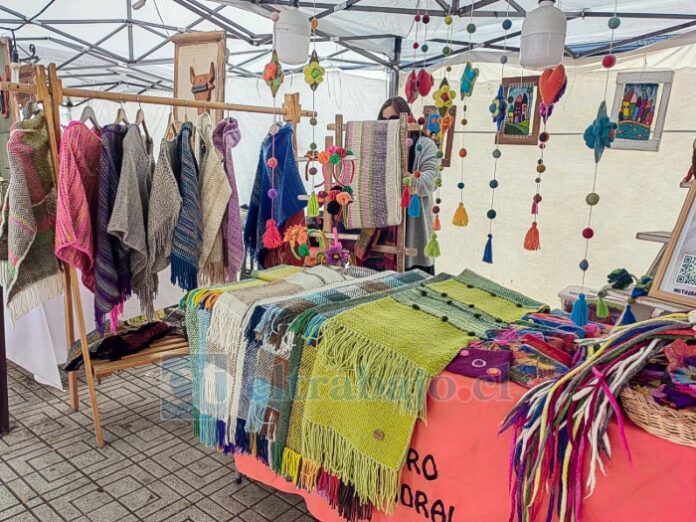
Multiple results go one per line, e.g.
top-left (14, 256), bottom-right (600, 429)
top-left (344, 119), bottom-right (406, 229)
top-left (301, 270), bottom-right (546, 512)
top-left (2, 112), bottom-right (63, 321)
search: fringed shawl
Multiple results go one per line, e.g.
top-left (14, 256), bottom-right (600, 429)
top-left (197, 112), bottom-right (231, 286)
top-left (94, 124), bottom-right (130, 333)
top-left (148, 138), bottom-right (181, 279)
top-left (244, 124), bottom-right (306, 265)
top-left (55, 120), bottom-right (101, 292)
top-left (213, 117), bottom-right (243, 281)
top-left (170, 122), bottom-right (202, 291)
top-left (1, 113), bottom-right (63, 321)
top-left (300, 271), bottom-right (546, 513)
top-left (344, 118), bottom-right (406, 229)
top-left (108, 125), bottom-right (156, 319)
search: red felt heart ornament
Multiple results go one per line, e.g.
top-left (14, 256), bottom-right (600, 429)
top-left (417, 68), bottom-right (434, 97)
top-left (539, 64), bottom-right (567, 106)
top-left (405, 70), bottom-right (419, 103)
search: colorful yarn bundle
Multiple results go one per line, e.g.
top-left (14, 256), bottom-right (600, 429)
top-left (502, 314), bottom-right (692, 522)
top-left (571, 13), bottom-right (621, 326)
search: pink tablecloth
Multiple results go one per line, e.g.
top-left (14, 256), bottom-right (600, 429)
top-left (235, 373), bottom-right (696, 522)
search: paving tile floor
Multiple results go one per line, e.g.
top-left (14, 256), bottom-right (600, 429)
top-left (0, 358), bottom-right (318, 522)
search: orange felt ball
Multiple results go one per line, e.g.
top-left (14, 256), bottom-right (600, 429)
top-left (458, 148), bottom-right (467, 158)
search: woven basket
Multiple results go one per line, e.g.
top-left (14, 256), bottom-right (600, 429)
top-left (621, 386), bottom-right (696, 448)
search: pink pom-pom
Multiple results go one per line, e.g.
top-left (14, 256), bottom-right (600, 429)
top-left (406, 138), bottom-right (414, 147)
top-left (262, 219), bottom-right (283, 249)
top-left (271, 12), bottom-right (280, 22)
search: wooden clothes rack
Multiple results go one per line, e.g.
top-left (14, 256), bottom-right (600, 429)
top-left (1, 63), bottom-right (315, 448)
top-left (318, 114), bottom-right (417, 272)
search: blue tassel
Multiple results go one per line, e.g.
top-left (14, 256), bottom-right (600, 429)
top-left (482, 233), bottom-right (493, 263)
top-left (571, 293), bottom-right (589, 326)
top-left (621, 303), bottom-right (637, 325)
top-left (408, 193), bottom-right (422, 217)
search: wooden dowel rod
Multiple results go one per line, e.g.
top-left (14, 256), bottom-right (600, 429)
top-left (60, 86), bottom-right (317, 118)
top-left (328, 122), bottom-right (422, 132)
top-left (0, 81), bottom-right (36, 94)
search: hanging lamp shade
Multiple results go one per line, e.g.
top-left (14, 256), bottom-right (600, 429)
top-left (274, 7), bottom-right (311, 65)
top-left (519, 0), bottom-right (567, 70)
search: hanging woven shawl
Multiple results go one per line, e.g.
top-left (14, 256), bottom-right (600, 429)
top-left (244, 124), bottom-right (306, 265)
top-left (344, 118), bottom-right (406, 229)
top-left (55, 121), bottom-right (101, 292)
top-left (300, 270), bottom-right (546, 513)
top-left (213, 117), bottom-right (243, 281)
top-left (147, 138), bottom-right (181, 279)
top-left (170, 122), bottom-right (202, 291)
top-left (94, 124), bottom-right (130, 333)
top-left (196, 112), bottom-right (232, 286)
top-left (108, 125), bottom-right (156, 319)
top-left (1, 113), bottom-right (63, 321)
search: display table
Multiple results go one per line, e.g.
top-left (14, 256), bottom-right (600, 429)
top-left (236, 373), bottom-right (696, 522)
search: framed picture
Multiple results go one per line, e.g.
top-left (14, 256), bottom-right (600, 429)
top-left (422, 104), bottom-right (457, 167)
top-left (173, 31), bottom-right (227, 123)
top-left (650, 183), bottom-right (696, 307)
top-left (497, 76), bottom-right (541, 146)
top-left (610, 71), bottom-right (673, 152)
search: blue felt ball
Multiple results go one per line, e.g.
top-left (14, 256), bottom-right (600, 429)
top-left (608, 17), bottom-right (621, 30)
top-left (421, 44), bottom-right (429, 53)
top-left (487, 209), bottom-right (497, 220)
top-left (467, 23), bottom-right (477, 34)
top-left (443, 46), bottom-right (452, 56)
top-left (502, 19), bottom-right (512, 30)
top-left (489, 179), bottom-right (499, 189)
top-left (500, 55), bottom-right (508, 65)
top-left (457, 182), bottom-right (465, 190)
top-left (579, 259), bottom-right (590, 271)
top-left (416, 144), bottom-right (423, 152)
top-left (492, 148), bottom-right (502, 159)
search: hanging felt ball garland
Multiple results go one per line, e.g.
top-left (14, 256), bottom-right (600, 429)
top-left (571, 13), bottom-right (620, 326)
top-left (405, 1), bottom-right (434, 104)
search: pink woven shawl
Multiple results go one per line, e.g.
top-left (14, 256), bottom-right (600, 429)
top-left (55, 121), bottom-right (101, 291)
top-left (213, 118), bottom-right (243, 281)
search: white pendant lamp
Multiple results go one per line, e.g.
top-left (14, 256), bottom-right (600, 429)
top-left (519, 0), bottom-right (567, 70)
top-left (274, 7), bottom-right (311, 65)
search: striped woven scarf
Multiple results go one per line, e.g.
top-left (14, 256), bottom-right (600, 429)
top-left (94, 124), bottom-right (130, 334)
top-left (2, 113), bottom-right (63, 321)
top-left (170, 122), bottom-right (202, 291)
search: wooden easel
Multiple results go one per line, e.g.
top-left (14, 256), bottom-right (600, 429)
top-left (2, 64), bottom-right (315, 448)
top-left (318, 114), bottom-right (418, 272)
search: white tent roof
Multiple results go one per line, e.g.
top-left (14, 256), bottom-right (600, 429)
top-left (1, 0), bottom-right (695, 92)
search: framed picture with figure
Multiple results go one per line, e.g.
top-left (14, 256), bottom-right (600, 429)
top-left (651, 183), bottom-right (696, 307)
top-left (497, 75), bottom-right (541, 146)
top-left (610, 71), bottom-right (673, 152)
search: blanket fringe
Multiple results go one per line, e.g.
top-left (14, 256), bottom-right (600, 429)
top-left (280, 447), bottom-right (302, 483)
top-left (320, 321), bottom-right (430, 419)
top-left (299, 458), bottom-right (320, 490)
top-left (302, 418), bottom-right (399, 514)
top-left (7, 272), bottom-right (64, 323)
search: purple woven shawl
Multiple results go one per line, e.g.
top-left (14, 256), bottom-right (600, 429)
top-left (213, 118), bottom-right (243, 281)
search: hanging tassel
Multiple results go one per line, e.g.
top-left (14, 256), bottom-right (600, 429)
top-left (452, 202), bottom-right (469, 226)
top-left (523, 222), bottom-right (541, 251)
top-left (400, 186), bottom-right (411, 208)
top-left (262, 219), bottom-right (283, 249)
top-left (595, 294), bottom-right (609, 319)
top-left (482, 233), bottom-right (493, 263)
top-left (531, 200), bottom-right (539, 215)
top-left (307, 191), bottom-right (320, 217)
top-left (571, 292), bottom-right (589, 326)
top-left (621, 303), bottom-right (636, 325)
top-left (433, 214), bottom-right (441, 232)
top-left (408, 193), bottom-right (422, 218)
top-left (424, 233), bottom-right (441, 258)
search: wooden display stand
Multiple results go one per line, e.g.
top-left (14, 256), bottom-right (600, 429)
top-left (1, 64), bottom-right (315, 447)
top-left (318, 114), bottom-right (418, 272)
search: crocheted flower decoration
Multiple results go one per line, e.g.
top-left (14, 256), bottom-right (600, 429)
top-left (433, 78), bottom-right (456, 117)
top-left (460, 61), bottom-right (479, 99)
top-left (303, 50), bottom-right (325, 91)
top-left (263, 50), bottom-right (284, 97)
top-left (489, 84), bottom-right (507, 131)
top-left (583, 101), bottom-right (617, 163)
top-left (335, 191), bottom-right (352, 206)
top-left (283, 224), bottom-right (309, 248)
top-left (325, 243), bottom-right (349, 266)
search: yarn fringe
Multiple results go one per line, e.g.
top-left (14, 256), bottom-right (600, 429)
top-left (299, 458), bottom-right (321, 490)
top-left (307, 191), bottom-right (320, 218)
top-left (262, 219), bottom-right (283, 249)
top-left (482, 234), bottom-right (493, 264)
top-left (170, 254), bottom-right (198, 291)
top-left (621, 304), bottom-right (636, 325)
top-left (280, 447), bottom-right (302, 483)
top-left (424, 233), bottom-right (441, 258)
top-left (198, 262), bottom-right (226, 287)
top-left (523, 222), bottom-right (541, 251)
top-left (302, 419), bottom-right (399, 514)
top-left (452, 202), bottom-right (469, 226)
top-left (432, 214), bottom-right (441, 232)
top-left (571, 293), bottom-right (589, 326)
top-left (7, 272), bottom-right (64, 323)
top-left (407, 193), bottom-right (421, 218)
top-left (319, 321), bottom-right (430, 419)
top-left (595, 295), bottom-right (609, 319)
top-left (400, 186), bottom-right (411, 209)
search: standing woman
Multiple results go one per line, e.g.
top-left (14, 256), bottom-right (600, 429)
top-left (376, 96), bottom-right (439, 274)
